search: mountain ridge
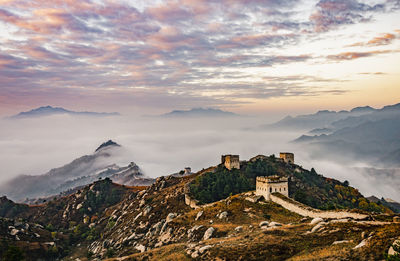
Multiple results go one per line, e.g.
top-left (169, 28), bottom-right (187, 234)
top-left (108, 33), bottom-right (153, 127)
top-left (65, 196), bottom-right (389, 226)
top-left (8, 105), bottom-right (120, 119)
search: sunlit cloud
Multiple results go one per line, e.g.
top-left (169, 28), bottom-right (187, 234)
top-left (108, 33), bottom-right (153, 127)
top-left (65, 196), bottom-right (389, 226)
top-left (0, 0), bottom-right (399, 115)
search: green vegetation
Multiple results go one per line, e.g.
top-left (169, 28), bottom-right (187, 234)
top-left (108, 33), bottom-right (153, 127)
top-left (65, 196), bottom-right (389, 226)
top-left (189, 166), bottom-right (251, 204)
top-left (0, 240), bottom-right (24, 261)
top-left (189, 157), bottom-right (390, 213)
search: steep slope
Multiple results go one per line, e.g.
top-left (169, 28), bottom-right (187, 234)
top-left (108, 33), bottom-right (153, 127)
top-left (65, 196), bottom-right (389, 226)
top-left (0, 140), bottom-right (154, 201)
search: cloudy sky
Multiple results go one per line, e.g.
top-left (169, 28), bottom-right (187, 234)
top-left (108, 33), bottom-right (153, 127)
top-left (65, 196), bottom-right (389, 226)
top-left (0, 0), bottom-right (399, 116)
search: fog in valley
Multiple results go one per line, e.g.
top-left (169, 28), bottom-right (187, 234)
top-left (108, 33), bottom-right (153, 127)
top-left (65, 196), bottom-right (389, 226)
top-left (0, 113), bottom-right (399, 201)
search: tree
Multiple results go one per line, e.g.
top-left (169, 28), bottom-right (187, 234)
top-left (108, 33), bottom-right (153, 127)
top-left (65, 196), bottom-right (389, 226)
top-left (4, 245), bottom-right (24, 261)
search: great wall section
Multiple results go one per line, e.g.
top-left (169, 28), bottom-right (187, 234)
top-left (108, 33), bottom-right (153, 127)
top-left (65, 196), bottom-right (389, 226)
top-left (183, 153), bottom-right (368, 220)
top-left (269, 193), bottom-right (368, 219)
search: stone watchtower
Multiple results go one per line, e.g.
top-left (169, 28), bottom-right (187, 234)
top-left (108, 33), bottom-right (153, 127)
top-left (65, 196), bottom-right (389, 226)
top-left (256, 175), bottom-right (289, 200)
top-left (280, 152), bottom-right (294, 164)
top-left (221, 155), bottom-right (240, 170)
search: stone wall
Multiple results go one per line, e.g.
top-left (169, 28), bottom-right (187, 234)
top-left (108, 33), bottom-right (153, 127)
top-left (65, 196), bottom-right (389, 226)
top-left (269, 194), bottom-right (367, 219)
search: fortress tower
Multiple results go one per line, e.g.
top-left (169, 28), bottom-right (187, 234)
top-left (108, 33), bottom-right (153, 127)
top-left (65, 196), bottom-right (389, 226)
top-left (256, 175), bottom-right (289, 200)
top-left (221, 155), bottom-right (240, 170)
top-left (280, 152), bottom-right (294, 164)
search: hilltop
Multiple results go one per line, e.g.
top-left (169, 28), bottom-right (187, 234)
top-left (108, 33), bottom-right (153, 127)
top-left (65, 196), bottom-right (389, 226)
top-left (0, 140), bottom-right (154, 202)
top-left (0, 154), bottom-right (399, 260)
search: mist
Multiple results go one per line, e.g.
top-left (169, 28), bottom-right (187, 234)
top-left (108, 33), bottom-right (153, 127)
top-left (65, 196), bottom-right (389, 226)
top-left (0, 114), bottom-right (398, 201)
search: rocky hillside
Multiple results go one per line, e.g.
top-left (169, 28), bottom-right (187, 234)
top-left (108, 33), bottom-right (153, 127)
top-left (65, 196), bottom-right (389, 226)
top-left (0, 157), bottom-right (399, 260)
top-left (0, 140), bottom-right (154, 202)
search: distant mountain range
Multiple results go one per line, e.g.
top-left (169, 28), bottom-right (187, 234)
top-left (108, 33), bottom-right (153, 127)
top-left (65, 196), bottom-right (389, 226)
top-left (289, 102), bottom-right (400, 167)
top-left (161, 108), bottom-right (239, 117)
top-left (264, 106), bottom-right (377, 131)
top-left (8, 105), bottom-right (120, 119)
top-left (0, 140), bottom-right (154, 202)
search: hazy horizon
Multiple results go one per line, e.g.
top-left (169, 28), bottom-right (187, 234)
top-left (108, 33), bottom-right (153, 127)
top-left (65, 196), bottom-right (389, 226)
top-left (1, 110), bottom-right (399, 202)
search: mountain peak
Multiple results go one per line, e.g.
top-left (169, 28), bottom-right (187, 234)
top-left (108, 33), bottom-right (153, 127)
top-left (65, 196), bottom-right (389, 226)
top-left (9, 106), bottom-right (120, 119)
top-left (95, 140), bottom-right (121, 152)
top-left (162, 107), bottom-right (238, 117)
top-left (350, 106), bottom-right (375, 113)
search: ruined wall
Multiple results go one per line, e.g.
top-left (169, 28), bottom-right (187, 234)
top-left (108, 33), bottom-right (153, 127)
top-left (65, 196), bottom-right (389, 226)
top-left (280, 153), bottom-right (294, 164)
top-left (222, 155), bottom-right (240, 170)
top-left (269, 194), bottom-right (367, 220)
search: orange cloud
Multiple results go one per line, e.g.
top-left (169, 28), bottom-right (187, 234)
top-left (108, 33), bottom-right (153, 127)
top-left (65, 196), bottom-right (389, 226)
top-left (327, 50), bottom-right (392, 61)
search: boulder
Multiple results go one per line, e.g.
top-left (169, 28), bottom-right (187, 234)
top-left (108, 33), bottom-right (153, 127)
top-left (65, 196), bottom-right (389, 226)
top-left (269, 222), bottom-right (282, 227)
top-left (191, 251), bottom-right (199, 258)
top-left (166, 213), bottom-right (177, 223)
top-left (311, 223), bottom-right (324, 233)
top-left (235, 226), bottom-right (243, 232)
top-left (259, 221), bottom-right (269, 227)
top-left (353, 238), bottom-right (368, 249)
top-left (218, 211), bottom-right (228, 219)
top-left (332, 240), bottom-right (350, 245)
top-left (203, 227), bottom-right (215, 240)
top-left (10, 229), bottom-right (19, 236)
top-left (143, 206), bottom-right (152, 216)
top-left (199, 245), bottom-right (212, 254)
top-left (310, 217), bottom-right (323, 225)
top-left (135, 244), bottom-right (146, 253)
top-left (388, 239), bottom-right (400, 255)
top-left (195, 211), bottom-right (204, 221)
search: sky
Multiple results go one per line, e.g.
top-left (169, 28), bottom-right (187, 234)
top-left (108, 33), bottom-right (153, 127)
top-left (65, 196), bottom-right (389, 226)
top-left (0, 0), bottom-right (400, 116)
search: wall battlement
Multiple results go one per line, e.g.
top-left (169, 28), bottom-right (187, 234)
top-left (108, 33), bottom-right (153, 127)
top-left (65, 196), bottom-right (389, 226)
top-left (256, 175), bottom-right (288, 200)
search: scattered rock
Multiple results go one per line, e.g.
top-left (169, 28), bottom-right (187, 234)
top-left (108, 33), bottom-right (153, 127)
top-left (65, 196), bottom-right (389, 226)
top-left (203, 227), bottom-right (215, 240)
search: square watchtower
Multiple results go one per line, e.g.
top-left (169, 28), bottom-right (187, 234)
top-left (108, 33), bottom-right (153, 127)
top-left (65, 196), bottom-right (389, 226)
top-left (256, 175), bottom-right (289, 200)
top-left (221, 155), bottom-right (240, 170)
